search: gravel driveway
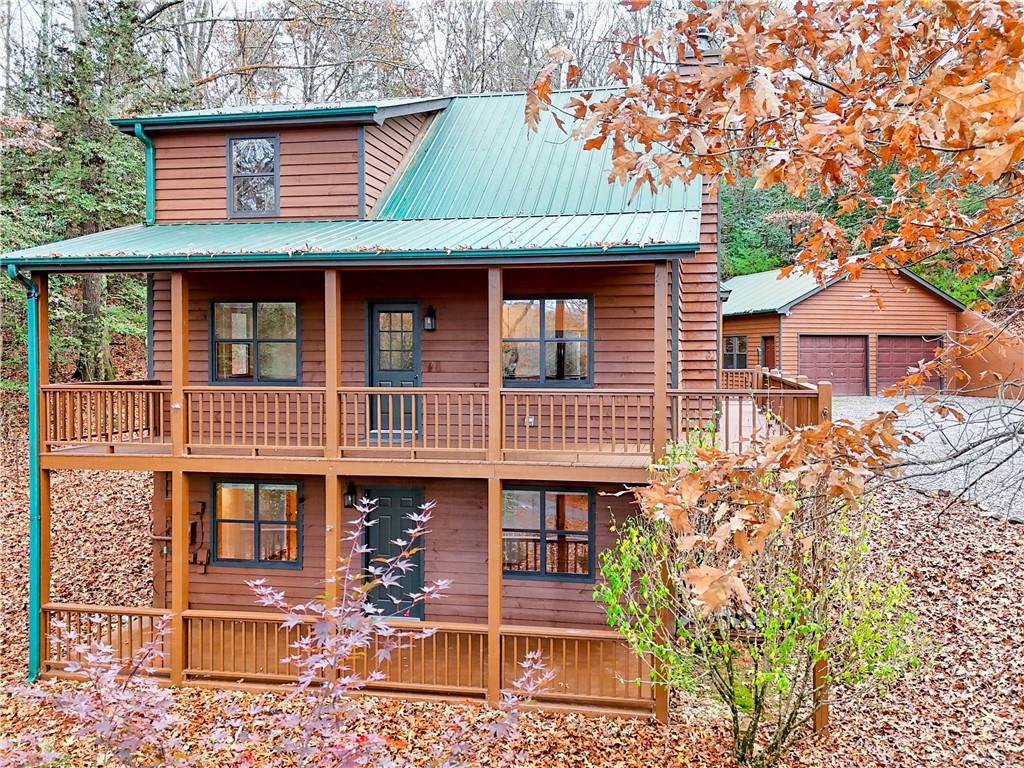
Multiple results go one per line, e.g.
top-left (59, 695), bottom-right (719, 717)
top-left (833, 396), bottom-right (1024, 521)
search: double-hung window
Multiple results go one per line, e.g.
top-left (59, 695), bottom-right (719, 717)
top-left (723, 335), bottom-right (748, 369)
top-left (212, 301), bottom-right (299, 383)
top-left (213, 480), bottom-right (301, 567)
top-left (228, 136), bottom-right (279, 217)
top-left (502, 297), bottom-right (592, 385)
top-left (502, 487), bottom-right (594, 580)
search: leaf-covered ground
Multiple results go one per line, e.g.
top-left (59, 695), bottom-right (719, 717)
top-left (0, 417), bottom-right (1022, 766)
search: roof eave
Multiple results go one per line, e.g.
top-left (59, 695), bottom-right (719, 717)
top-left (1, 241), bottom-right (698, 273)
top-left (112, 98), bottom-right (451, 133)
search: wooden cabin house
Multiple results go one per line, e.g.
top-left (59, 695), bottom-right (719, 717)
top-left (2, 93), bottom-right (829, 718)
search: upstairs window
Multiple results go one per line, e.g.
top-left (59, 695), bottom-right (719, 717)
top-left (502, 297), bottom-right (592, 385)
top-left (228, 136), bottom-right (279, 217)
top-left (212, 301), bottom-right (299, 383)
top-left (213, 480), bottom-right (301, 567)
top-left (502, 487), bottom-right (594, 580)
top-left (723, 335), bottom-right (748, 369)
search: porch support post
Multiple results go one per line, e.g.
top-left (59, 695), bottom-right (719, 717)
top-left (654, 261), bottom-right (671, 723)
top-left (487, 267), bottom-right (503, 462)
top-left (170, 271), bottom-right (189, 456)
top-left (653, 260), bottom-right (669, 457)
top-left (170, 469), bottom-right (190, 684)
top-left (35, 274), bottom-right (51, 672)
top-left (486, 475), bottom-right (502, 705)
top-left (324, 269), bottom-right (342, 457)
top-left (325, 473), bottom-right (340, 601)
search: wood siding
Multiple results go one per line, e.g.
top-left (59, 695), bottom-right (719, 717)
top-left (153, 126), bottom-right (361, 222)
top-left (362, 113), bottom-right (433, 214)
top-left (154, 474), bottom-right (630, 629)
top-left (780, 269), bottom-right (959, 394)
top-left (678, 179), bottom-right (720, 389)
top-left (152, 263), bottom-right (667, 390)
top-left (722, 313), bottom-right (780, 370)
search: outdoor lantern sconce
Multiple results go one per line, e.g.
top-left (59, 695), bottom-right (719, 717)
top-left (343, 482), bottom-right (357, 509)
top-left (423, 305), bottom-right (437, 332)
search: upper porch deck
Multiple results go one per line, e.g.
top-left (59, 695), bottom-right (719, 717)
top-left (33, 265), bottom-right (829, 480)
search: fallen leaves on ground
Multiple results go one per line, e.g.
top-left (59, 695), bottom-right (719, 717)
top-left (1, 412), bottom-right (1022, 765)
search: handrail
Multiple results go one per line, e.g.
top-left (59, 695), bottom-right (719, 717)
top-left (184, 385), bottom-right (324, 394)
top-left (500, 624), bottom-right (627, 641)
top-left (43, 381), bottom-right (169, 390)
top-left (44, 602), bottom-right (169, 617)
top-left (182, 608), bottom-right (486, 635)
top-left (338, 386), bottom-right (485, 393)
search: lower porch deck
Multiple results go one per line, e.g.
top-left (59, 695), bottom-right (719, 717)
top-left (41, 603), bottom-right (655, 715)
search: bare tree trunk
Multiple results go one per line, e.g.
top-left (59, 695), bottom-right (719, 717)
top-left (76, 273), bottom-right (114, 381)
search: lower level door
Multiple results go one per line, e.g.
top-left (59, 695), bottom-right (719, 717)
top-left (363, 485), bottom-right (425, 619)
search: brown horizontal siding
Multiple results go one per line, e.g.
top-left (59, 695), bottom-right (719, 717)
top-left (152, 264), bottom-right (664, 391)
top-left (678, 180), bottom-right (719, 389)
top-left (152, 272), bottom-right (171, 382)
top-left (153, 126), bottom-right (360, 222)
top-left (722, 313), bottom-right (779, 370)
top-left (154, 474), bottom-right (632, 629)
top-left (363, 113), bottom-right (433, 214)
top-left (184, 271), bottom-right (327, 387)
top-left (781, 268), bottom-right (960, 394)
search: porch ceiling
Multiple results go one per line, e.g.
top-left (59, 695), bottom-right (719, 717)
top-left (0, 212), bottom-right (700, 271)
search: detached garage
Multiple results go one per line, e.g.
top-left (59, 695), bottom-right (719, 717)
top-left (721, 266), bottom-right (964, 395)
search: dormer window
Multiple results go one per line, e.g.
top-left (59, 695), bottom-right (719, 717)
top-left (228, 136), bottom-right (279, 217)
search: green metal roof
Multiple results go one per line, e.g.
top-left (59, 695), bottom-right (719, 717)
top-left (111, 97), bottom-right (450, 130)
top-left (377, 92), bottom-right (701, 219)
top-left (5, 90), bottom-right (704, 271)
top-left (722, 268), bottom-right (824, 315)
top-left (722, 266), bottom-right (966, 316)
top-left (0, 213), bottom-right (698, 270)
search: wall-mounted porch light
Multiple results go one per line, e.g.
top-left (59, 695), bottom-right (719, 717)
top-left (343, 482), bottom-right (357, 509)
top-left (423, 305), bottom-right (437, 332)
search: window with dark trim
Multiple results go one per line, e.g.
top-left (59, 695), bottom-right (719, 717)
top-left (212, 480), bottom-right (301, 567)
top-left (212, 301), bottom-right (299, 383)
top-left (502, 297), bottom-right (592, 385)
top-left (502, 487), bottom-right (594, 580)
top-left (723, 335), bottom-right (748, 369)
top-left (228, 136), bottom-right (279, 217)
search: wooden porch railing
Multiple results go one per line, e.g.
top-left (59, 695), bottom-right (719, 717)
top-left (668, 387), bottom-right (821, 450)
top-left (337, 387), bottom-right (487, 456)
top-left (184, 609), bottom-right (310, 682)
top-left (42, 383), bottom-right (170, 449)
top-left (42, 602), bottom-right (170, 675)
top-left (352, 619), bottom-right (488, 696)
top-left (720, 368), bottom-right (762, 389)
top-left (40, 378), bottom-right (826, 459)
top-left (500, 625), bottom-right (654, 711)
top-left (184, 387), bottom-right (326, 452)
top-left (39, 604), bottom-right (654, 713)
top-left (501, 389), bottom-right (654, 455)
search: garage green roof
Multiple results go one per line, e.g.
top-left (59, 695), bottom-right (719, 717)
top-left (722, 266), bottom-right (966, 316)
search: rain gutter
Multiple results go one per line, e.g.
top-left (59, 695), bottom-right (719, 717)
top-left (132, 123), bottom-right (155, 225)
top-left (5, 264), bottom-right (41, 681)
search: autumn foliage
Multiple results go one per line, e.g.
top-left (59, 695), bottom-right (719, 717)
top-left (530, 0), bottom-right (1024, 388)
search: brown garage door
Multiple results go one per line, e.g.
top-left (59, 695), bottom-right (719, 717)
top-left (877, 335), bottom-right (941, 391)
top-left (798, 335), bottom-right (867, 395)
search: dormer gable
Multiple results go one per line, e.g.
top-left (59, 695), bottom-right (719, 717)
top-left (113, 98), bottom-right (447, 224)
